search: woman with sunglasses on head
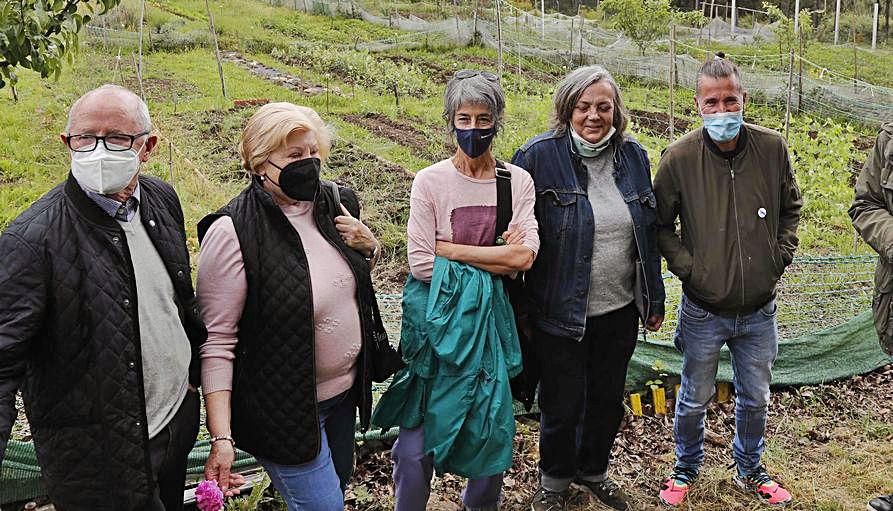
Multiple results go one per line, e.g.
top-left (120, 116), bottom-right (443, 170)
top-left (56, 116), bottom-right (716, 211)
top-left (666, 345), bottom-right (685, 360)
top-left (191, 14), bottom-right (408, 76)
top-left (510, 66), bottom-right (665, 511)
top-left (372, 70), bottom-right (539, 511)
top-left (195, 102), bottom-right (399, 511)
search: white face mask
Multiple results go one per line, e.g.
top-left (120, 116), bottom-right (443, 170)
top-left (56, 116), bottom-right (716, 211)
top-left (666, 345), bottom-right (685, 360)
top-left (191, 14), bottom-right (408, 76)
top-left (71, 144), bottom-right (141, 194)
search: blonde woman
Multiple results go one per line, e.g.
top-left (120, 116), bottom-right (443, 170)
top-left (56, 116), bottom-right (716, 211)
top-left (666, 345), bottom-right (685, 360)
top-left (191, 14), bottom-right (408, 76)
top-left (196, 102), bottom-right (393, 510)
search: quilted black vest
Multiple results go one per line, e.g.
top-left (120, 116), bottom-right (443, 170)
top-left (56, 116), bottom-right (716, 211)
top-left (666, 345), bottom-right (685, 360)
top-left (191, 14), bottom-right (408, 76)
top-left (197, 179), bottom-right (375, 464)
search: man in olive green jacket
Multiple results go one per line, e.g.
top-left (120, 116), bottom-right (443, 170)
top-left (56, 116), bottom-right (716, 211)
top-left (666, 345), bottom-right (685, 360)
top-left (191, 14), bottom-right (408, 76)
top-left (653, 55), bottom-right (802, 508)
top-left (849, 123), bottom-right (893, 511)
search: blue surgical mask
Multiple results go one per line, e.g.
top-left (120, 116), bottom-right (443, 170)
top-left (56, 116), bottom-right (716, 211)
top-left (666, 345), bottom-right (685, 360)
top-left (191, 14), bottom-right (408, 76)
top-left (455, 127), bottom-right (495, 159)
top-left (702, 110), bottom-right (744, 143)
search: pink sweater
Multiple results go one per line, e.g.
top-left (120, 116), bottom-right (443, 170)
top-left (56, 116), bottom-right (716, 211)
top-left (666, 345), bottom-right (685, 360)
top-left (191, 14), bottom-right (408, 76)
top-left (197, 202), bottom-right (362, 402)
top-left (407, 159), bottom-right (540, 281)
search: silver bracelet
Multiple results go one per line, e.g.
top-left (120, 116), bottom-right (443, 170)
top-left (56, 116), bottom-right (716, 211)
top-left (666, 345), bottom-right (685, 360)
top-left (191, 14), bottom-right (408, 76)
top-left (210, 435), bottom-right (236, 448)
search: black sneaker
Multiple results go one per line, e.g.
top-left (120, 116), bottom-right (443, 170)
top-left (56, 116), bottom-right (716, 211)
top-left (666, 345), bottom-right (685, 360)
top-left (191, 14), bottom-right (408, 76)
top-left (869, 494), bottom-right (893, 511)
top-left (571, 477), bottom-right (631, 510)
top-left (530, 485), bottom-right (568, 511)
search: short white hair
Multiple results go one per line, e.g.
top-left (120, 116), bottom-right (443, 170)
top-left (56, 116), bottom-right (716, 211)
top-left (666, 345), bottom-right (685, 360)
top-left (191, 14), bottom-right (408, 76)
top-left (65, 84), bottom-right (152, 133)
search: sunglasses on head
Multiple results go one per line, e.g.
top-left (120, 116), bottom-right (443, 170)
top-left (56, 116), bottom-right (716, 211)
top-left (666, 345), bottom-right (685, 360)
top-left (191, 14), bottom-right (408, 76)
top-left (455, 70), bottom-right (499, 82)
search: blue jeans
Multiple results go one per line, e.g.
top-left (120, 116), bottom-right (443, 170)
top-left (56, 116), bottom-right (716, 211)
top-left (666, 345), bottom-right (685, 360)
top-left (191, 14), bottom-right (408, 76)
top-left (257, 391), bottom-right (356, 511)
top-left (392, 426), bottom-right (504, 511)
top-left (673, 294), bottom-right (778, 476)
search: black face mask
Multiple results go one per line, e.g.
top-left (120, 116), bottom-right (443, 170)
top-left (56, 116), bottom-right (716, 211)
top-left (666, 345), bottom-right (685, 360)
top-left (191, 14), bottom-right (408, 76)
top-left (265, 157), bottom-right (321, 201)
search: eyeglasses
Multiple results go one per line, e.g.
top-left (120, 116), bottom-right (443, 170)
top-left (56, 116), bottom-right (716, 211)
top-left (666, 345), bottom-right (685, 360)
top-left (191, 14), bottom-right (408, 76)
top-left (455, 70), bottom-right (499, 82)
top-left (65, 131), bottom-right (151, 152)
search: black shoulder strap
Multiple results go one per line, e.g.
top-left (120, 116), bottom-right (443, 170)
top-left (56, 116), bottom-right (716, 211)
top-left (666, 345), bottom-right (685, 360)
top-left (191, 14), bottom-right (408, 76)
top-left (323, 180), bottom-right (341, 213)
top-left (495, 160), bottom-right (512, 245)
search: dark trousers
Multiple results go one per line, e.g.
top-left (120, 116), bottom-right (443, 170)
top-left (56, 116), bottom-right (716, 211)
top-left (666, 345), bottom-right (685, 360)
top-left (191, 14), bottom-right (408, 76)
top-left (145, 388), bottom-right (201, 511)
top-left (536, 302), bottom-right (638, 491)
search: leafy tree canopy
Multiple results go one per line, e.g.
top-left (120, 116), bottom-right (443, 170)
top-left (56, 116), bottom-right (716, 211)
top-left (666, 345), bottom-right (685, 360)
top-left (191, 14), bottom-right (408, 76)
top-left (0, 0), bottom-right (122, 89)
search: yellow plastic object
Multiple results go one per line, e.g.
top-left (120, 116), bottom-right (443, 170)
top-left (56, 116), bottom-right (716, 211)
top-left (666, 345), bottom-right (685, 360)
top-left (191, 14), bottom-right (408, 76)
top-left (652, 387), bottom-right (667, 416)
top-left (716, 382), bottom-right (731, 403)
top-left (629, 393), bottom-right (643, 416)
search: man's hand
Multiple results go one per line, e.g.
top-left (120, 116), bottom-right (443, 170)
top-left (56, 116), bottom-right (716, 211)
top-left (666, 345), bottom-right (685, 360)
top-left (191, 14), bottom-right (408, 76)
top-left (645, 314), bottom-right (664, 332)
top-left (204, 441), bottom-right (245, 497)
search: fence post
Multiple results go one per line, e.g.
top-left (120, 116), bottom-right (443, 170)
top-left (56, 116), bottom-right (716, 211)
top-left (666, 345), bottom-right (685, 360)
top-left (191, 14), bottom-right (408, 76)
top-left (872, 2), bottom-right (879, 49)
top-left (853, 29), bottom-right (858, 93)
top-left (784, 50), bottom-right (794, 142)
top-left (137, 0), bottom-right (146, 102)
top-left (205, 0), bottom-right (227, 98)
top-left (497, 0), bottom-right (504, 77)
top-left (833, 0), bottom-right (841, 44)
top-left (541, 0), bottom-right (545, 42)
top-left (517, 39), bottom-right (522, 91)
top-left (797, 29), bottom-right (803, 113)
top-left (731, 0), bottom-right (736, 35)
top-left (568, 15), bottom-right (574, 60)
top-left (669, 24), bottom-right (676, 143)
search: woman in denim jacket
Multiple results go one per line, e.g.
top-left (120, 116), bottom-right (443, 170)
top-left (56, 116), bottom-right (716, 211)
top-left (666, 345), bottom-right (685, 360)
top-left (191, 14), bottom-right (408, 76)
top-left (510, 65), bottom-right (665, 511)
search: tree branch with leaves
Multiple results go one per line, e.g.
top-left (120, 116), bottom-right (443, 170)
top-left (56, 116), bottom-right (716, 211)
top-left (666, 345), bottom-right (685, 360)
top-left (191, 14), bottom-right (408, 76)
top-left (0, 0), bottom-right (122, 89)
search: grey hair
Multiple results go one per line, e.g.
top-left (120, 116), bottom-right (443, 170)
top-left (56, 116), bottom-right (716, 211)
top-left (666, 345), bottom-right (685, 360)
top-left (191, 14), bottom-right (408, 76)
top-left (551, 65), bottom-right (628, 141)
top-left (696, 53), bottom-right (744, 94)
top-left (65, 84), bottom-right (152, 133)
top-left (442, 71), bottom-right (506, 135)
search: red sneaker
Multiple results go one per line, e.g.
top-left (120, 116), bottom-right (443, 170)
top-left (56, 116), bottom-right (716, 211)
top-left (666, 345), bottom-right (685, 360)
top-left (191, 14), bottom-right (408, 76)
top-left (733, 466), bottom-right (792, 507)
top-left (658, 466), bottom-right (698, 507)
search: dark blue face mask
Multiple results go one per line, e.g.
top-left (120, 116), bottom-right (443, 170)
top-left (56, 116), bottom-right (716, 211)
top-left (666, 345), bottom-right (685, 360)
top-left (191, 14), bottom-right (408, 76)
top-left (455, 127), bottom-right (495, 159)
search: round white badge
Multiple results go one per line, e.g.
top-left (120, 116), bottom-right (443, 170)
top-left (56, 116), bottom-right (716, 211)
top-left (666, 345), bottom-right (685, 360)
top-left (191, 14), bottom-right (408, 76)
top-left (757, 207), bottom-right (767, 218)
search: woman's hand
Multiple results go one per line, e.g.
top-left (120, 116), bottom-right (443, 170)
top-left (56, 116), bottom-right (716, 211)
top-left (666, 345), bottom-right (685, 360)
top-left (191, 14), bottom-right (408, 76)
top-left (335, 204), bottom-right (379, 258)
top-left (204, 440), bottom-right (245, 497)
top-left (645, 314), bottom-right (664, 332)
top-left (437, 228), bottom-right (527, 259)
top-left (500, 228), bottom-right (526, 245)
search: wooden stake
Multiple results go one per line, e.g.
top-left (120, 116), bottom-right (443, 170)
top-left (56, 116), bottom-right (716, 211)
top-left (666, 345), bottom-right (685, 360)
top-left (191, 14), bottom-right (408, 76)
top-left (205, 0), bottom-right (227, 98)
top-left (630, 393), bottom-right (643, 416)
top-left (138, 0), bottom-right (146, 101)
top-left (716, 382), bottom-right (731, 403)
top-left (131, 53), bottom-right (145, 101)
top-left (652, 387), bottom-right (667, 415)
top-left (784, 50), bottom-right (794, 142)
top-left (496, 0), bottom-right (504, 78)
top-left (669, 24), bottom-right (676, 143)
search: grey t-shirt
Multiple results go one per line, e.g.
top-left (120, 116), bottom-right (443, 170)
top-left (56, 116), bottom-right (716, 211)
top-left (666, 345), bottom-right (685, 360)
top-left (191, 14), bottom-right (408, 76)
top-left (118, 208), bottom-right (191, 439)
top-left (583, 147), bottom-right (637, 316)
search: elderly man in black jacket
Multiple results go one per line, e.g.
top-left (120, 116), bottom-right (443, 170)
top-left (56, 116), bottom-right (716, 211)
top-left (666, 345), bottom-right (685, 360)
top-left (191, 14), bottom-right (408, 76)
top-left (0, 84), bottom-right (206, 510)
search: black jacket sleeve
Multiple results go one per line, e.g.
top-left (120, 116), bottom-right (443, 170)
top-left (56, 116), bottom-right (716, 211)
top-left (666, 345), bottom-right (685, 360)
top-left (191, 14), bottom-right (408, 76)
top-left (0, 231), bottom-right (47, 462)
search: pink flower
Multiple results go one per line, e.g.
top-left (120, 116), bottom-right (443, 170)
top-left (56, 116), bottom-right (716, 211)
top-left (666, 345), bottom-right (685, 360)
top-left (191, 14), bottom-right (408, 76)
top-left (196, 479), bottom-right (225, 511)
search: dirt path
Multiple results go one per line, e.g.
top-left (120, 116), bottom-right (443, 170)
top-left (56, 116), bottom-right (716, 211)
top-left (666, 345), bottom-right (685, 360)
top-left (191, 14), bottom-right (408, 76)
top-left (221, 51), bottom-right (333, 95)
